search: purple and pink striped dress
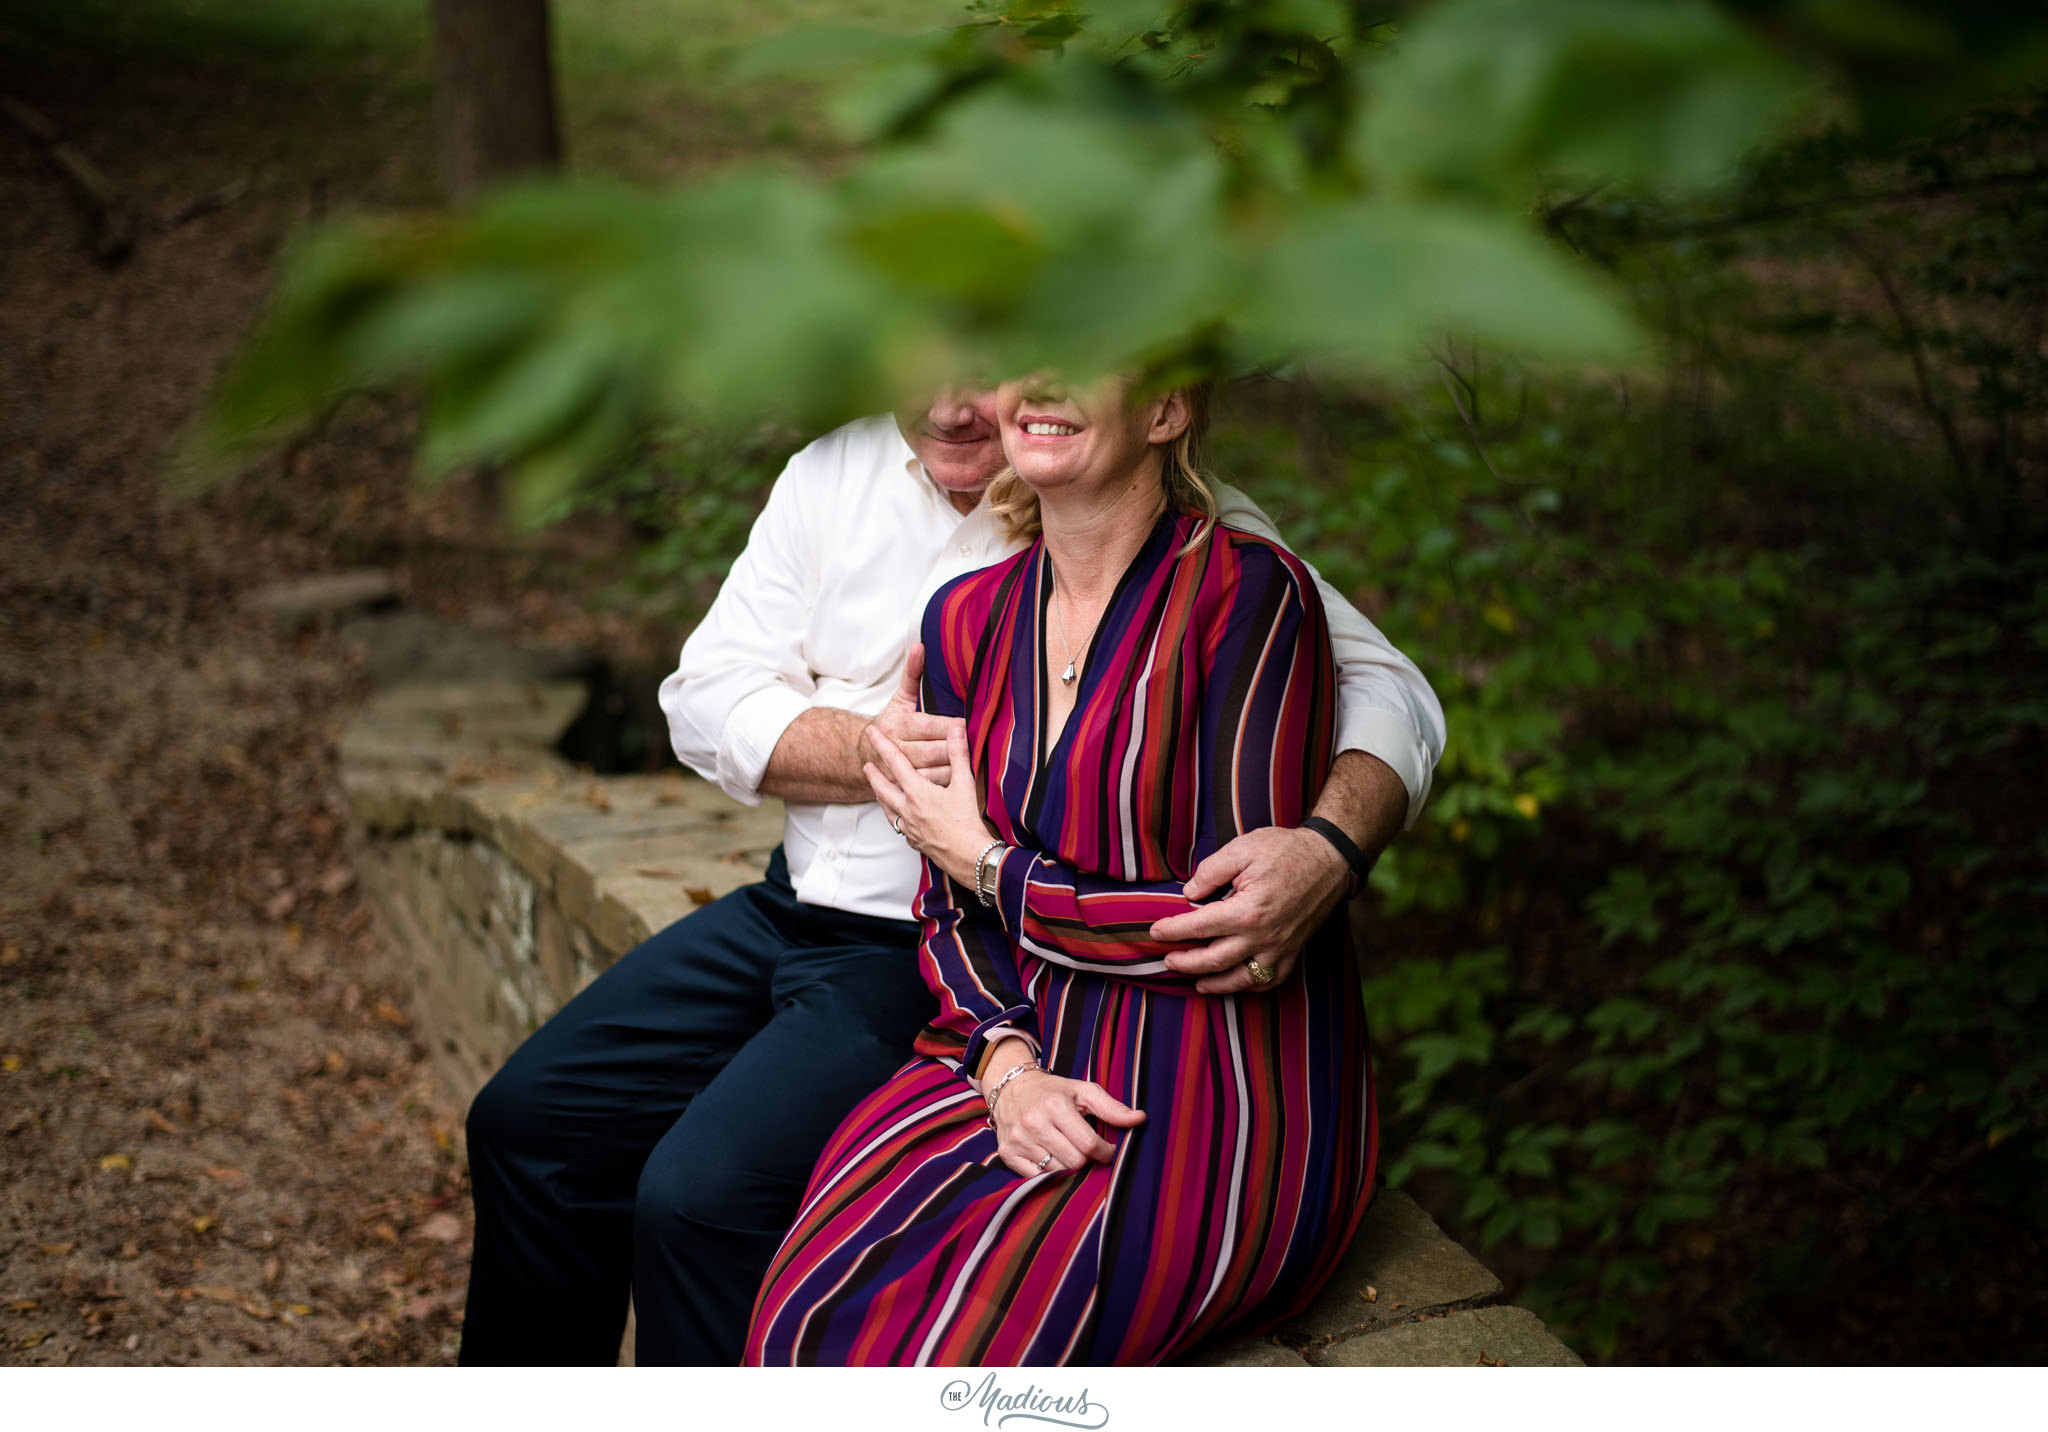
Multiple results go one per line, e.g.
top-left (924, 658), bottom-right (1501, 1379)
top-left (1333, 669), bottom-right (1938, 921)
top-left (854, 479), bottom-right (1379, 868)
top-left (743, 511), bottom-right (1377, 1366)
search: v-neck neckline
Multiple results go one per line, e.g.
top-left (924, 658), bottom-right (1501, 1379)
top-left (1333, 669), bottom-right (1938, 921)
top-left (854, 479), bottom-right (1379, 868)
top-left (1026, 509), bottom-right (1182, 791)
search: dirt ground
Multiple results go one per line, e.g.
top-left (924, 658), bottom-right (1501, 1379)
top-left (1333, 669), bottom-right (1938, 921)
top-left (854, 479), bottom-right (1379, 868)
top-left (0, 52), bottom-right (653, 1366)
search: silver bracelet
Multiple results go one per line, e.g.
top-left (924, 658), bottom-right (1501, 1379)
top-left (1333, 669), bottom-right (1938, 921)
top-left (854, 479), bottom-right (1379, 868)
top-left (983, 1058), bottom-right (1040, 1128)
top-left (972, 839), bottom-right (1007, 907)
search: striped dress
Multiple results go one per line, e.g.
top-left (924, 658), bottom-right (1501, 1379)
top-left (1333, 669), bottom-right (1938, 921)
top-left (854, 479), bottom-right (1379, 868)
top-left (743, 511), bottom-right (1377, 1366)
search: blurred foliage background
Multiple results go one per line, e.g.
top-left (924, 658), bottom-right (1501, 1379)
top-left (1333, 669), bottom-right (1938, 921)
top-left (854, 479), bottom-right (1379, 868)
top-left (14, 0), bottom-right (2047, 1363)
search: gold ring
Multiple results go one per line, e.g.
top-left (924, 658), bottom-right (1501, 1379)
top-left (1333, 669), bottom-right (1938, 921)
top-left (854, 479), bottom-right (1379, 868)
top-left (1245, 959), bottom-right (1275, 986)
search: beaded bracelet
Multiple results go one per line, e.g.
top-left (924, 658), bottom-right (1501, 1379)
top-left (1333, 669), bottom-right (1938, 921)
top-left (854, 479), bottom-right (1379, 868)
top-left (983, 1058), bottom-right (1040, 1129)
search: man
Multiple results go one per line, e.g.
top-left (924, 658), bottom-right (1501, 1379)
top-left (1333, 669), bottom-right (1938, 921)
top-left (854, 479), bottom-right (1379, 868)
top-left (457, 389), bottom-right (1444, 1366)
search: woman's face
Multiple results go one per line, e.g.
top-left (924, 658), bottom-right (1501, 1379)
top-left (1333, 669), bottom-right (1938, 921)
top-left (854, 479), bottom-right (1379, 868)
top-left (995, 374), bottom-right (1188, 498)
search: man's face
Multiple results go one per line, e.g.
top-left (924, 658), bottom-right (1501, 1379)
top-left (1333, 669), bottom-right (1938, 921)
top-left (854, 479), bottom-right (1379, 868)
top-left (899, 387), bottom-right (1005, 497)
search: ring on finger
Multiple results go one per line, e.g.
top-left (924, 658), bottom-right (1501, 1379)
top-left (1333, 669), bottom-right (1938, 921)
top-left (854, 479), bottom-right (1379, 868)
top-left (1034, 1152), bottom-right (1054, 1171)
top-left (890, 814), bottom-right (903, 834)
top-left (1245, 958), bottom-right (1275, 986)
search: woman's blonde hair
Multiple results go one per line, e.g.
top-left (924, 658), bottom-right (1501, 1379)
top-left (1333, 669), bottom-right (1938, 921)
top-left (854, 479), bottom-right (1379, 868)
top-left (986, 380), bottom-right (1217, 547)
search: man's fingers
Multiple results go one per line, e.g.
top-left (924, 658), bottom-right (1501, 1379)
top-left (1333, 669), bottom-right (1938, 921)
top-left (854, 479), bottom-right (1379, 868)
top-left (1196, 950), bottom-right (1286, 995)
top-left (1150, 898), bottom-right (1251, 944)
top-left (892, 711), bottom-right (959, 744)
top-left (1181, 842), bottom-right (1255, 902)
top-left (897, 738), bottom-right (952, 772)
top-left (1194, 953), bottom-right (1294, 996)
top-left (1163, 934), bottom-right (1254, 976)
top-left (947, 722), bottom-right (974, 780)
top-left (867, 727), bottom-right (922, 787)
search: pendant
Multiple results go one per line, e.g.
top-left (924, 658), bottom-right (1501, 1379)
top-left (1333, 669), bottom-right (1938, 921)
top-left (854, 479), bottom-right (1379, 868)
top-left (1061, 661), bottom-right (1077, 684)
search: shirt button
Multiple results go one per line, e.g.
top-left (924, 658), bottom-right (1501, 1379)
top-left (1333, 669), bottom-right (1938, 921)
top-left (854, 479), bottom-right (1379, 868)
top-left (824, 849), bottom-right (840, 862)
top-left (958, 542), bottom-right (972, 556)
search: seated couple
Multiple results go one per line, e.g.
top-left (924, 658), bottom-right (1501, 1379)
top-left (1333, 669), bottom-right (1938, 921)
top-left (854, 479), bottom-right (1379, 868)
top-left (456, 375), bottom-right (1445, 1367)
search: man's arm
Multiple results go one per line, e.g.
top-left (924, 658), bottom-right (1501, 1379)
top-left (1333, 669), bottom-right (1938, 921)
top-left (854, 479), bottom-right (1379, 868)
top-left (660, 435), bottom-right (956, 807)
top-left (757, 647), bottom-right (959, 802)
top-left (1154, 750), bottom-right (1406, 992)
top-left (1210, 482), bottom-right (1446, 826)
top-left (1148, 486), bottom-right (1446, 990)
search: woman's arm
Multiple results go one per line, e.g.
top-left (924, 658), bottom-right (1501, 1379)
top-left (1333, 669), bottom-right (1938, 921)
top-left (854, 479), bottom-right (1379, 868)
top-left (872, 534), bottom-right (1334, 993)
top-left (893, 592), bottom-right (1039, 1079)
top-left (988, 534), bottom-right (1334, 985)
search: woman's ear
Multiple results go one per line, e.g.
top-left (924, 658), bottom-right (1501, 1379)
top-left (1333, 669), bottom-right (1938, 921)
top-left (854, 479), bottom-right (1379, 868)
top-left (1148, 389), bottom-right (1192, 445)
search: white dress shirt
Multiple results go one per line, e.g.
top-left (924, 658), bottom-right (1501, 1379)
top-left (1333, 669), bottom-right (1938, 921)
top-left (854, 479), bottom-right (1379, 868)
top-left (659, 414), bottom-right (1446, 922)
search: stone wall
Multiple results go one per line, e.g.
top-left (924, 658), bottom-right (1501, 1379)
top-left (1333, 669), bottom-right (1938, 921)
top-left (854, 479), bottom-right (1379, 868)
top-left (340, 677), bottom-right (1583, 1368)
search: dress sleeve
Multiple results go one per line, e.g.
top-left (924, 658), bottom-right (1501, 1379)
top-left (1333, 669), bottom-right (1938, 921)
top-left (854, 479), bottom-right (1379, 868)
top-left (908, 588), bottom-right (1039, 1077)
top-left (989, 536), bottom-right (1335, 991)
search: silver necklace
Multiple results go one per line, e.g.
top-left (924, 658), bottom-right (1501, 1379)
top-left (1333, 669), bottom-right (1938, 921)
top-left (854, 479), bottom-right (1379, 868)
top-left (1048, 563), bottom-right (1099, 685)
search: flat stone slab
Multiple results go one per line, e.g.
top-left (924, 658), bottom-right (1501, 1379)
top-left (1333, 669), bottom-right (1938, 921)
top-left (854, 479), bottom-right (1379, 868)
top-left (339, 680), bottom-right (588, 780)
top-left (1318, 1305), bottom-right (1584, 1367)
top-left (1191, 1338), bottom-right (1310, 1367)
top-left (243, 569), bottom-right (397, 628)
top-left (1280, 1189), bottom-right (1504, 1346)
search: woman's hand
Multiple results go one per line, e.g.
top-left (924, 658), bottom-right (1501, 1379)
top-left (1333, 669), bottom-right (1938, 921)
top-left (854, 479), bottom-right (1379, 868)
top-left (989, 1065), bottom-right (1146, 1179)
top-left (865, 723), bottom-right (998, 888)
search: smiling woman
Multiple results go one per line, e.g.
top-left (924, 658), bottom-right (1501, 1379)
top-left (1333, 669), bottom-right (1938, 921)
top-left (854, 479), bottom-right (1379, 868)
top-left (743, 375), bottom-right (1375, 1366)
top-left (983, 375), bottom-right (1217, 549)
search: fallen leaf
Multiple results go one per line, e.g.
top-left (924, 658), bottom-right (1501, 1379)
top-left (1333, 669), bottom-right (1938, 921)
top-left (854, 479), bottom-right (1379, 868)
top-left (323, 1049), bottom-right (345, 1074)
top-left (0, 943), bottom-right (20, 966)
top-left (192, 1216), bottom-right (216, 1234)
top-left (685, 887), bottom-right (715, 906)
top-left (145, 1109), bottom-right (178, 1134)
top-left (97, 1154), bottom-right (131, 1172)
top-left (584, 784), bottom-right (611, 812)
top-left (1, 1056), bottom-right (20, 1073)
top-left (634, 867), bottom-right (684, 879)
top-left (15, 1331), bottom-right (52, 1350)
top-left (206, 1165), bottom-right (246, 1186)
top-left (371, 1222), bottom-right (399, 1244)
top-left (236, 1298), bottom-right (276, 1321)
top-left (372, 999), bottom-right (408, 1026)
top-left (430, 1126), bottom-right (453, 1153)
top-left (415, 1213), bottom-right (463, 1244)
top-left (118, 1240), bottom-right (140, 1260)
top-left (190, 1285), bottom-right (239, 1302)
top-left (286, 1304), bottom-right (312, 1317)
top-left (1362, 1285), bottom-right (1378, 1304)
top-left (264, 889), bottom-right (297, 920)
top-left (7, 1299), bottom-right (40, 1313)
top-left (318, 866), bottom-right (356, 896)
top-left (264, 1255), bottom-right (281, 1286)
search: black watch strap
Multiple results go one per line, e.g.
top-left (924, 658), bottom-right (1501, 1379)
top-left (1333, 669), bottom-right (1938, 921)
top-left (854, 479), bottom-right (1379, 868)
top-left (1301, 816), bottom-right (1373, 898)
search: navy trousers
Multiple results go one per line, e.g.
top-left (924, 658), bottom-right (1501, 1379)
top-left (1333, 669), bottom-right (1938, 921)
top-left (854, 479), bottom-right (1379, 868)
top-left (456, 847), bottom-right (929, 1366)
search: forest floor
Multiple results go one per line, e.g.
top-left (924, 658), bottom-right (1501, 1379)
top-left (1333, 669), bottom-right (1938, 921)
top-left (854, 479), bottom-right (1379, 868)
top-left (0, 36), bottom-right (670, 1366)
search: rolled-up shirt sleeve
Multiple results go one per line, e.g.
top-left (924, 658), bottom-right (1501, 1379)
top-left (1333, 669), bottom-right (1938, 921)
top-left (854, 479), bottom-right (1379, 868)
top-left (658, 450), bottom-right (820, 805)
top-left (1212, 482), bottom-right (1447, 827)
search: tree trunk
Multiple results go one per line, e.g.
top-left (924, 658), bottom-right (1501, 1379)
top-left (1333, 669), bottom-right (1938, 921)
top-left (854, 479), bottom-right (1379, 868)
top-left (430, 0), bottom-right (562, 202)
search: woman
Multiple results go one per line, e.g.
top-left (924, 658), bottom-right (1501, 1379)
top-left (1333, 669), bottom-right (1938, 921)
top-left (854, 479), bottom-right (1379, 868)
top-left (742, 374), bottom-right (1376, 1366)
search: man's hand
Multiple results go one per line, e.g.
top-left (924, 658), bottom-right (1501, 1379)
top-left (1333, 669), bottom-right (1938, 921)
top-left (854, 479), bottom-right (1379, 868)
top-left (857, 643), bottom-right (961, 786)
top-left (1149, 826), bottom-right (1351, 994)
